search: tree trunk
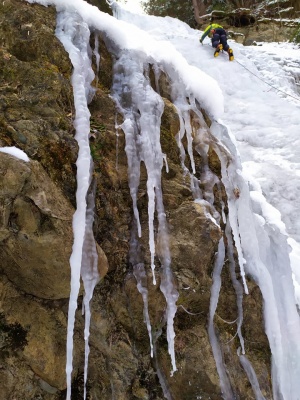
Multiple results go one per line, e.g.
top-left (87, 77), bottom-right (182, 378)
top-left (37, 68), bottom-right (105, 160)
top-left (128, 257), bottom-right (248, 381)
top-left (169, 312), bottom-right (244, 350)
top-left (192, 0), bottom-right (210, 24)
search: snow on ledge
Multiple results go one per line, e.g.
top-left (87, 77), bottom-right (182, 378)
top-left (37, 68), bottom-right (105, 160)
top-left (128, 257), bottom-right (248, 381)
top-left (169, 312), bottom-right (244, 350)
top-left (0, 146), bottom-right (30, 162)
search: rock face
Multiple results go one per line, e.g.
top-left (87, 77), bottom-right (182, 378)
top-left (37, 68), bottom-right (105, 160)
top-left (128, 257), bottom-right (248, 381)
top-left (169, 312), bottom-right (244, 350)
top-left (0, 154), bottom-right (73, 299)
top-left (0, 1), bottom-right (272, 400)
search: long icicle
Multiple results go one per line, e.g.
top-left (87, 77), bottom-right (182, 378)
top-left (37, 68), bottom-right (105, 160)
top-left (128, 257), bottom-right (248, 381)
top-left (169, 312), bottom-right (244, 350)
top-left (239, 353), bottom-right (267, 400)
top-left (156, 185), bottom-right (179, 375)
top-left (81, 177), bottom-right (100, 400)
top-left (208, 238), bottom-right (235, 399)
top-left (129, 221), bottom-right (154, 357)
top-left (55, 10), bottom-right (96, 399)
top-left (225, 221), bottom-right (245, 355)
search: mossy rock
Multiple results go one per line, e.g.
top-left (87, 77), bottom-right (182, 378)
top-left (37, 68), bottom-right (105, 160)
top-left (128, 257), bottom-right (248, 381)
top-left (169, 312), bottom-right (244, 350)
top-left (292, 26), bottom-right (300, 43)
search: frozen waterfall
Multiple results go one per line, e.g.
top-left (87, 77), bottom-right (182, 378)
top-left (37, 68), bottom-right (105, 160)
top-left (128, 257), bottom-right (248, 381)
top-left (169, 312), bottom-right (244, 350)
top-left (27, 0), bottom-right (300, 399)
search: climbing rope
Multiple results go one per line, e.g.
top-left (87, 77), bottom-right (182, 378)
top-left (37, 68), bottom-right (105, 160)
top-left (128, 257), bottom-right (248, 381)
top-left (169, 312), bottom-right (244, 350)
top-left (203, 42), bottom-right (300, 102)
top-left (234, 58), bottom-right (300, 102)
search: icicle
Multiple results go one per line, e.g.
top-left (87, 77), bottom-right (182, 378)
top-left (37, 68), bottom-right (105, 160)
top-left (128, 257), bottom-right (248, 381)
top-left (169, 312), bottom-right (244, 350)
top-left (93, 33), bottom-right (101, 87)
top-left (81, 178), bottom-right (100, 400)
top-left (218, 184), bottom-right (227, 224)
top-left (211, 122), bottom-right (249, 294)
top-left (190, 174), bottom-right (202, 200)
top-left (115, 115), bottom-right (120, 171)
top-left (173, 103), bottom-right (221, 228)
top-left (111, 50), bottom-right (178, 373)
top-left (152, 338), bottom-right (173, 400)
top-left (239, 352), bottom-right (266, 400)
top-left (225, 221), bottom-right (245, 354)
top-left (208, 238), bottom-right (235, 399)
top-left (129, 222), bottom-right (153, 357)
top-left (175, 119), bottom-right (190, 176)
top-left (133, 263), bottom-right (154, 357)
top-left (174, 101), bottom-right (196, 175)
top-left (181, 109), bottom-right (195, 174)
top-left (55, 11), bottom-right (96, 400)
top-left (152, 63), bottom-right (161, 95)
top-left (163, 153), bottom-right (169, 173)
top-left (156, 186), bottom-right (179, 375)
top-left (117, 118), bottom-right (142, 237)
top-left (111, 52), bottom-right (164, 284)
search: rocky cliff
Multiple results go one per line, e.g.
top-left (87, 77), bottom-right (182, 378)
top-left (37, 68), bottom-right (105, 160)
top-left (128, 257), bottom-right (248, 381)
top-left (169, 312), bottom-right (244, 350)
top-left (0, 1), bottom-right (272, 399)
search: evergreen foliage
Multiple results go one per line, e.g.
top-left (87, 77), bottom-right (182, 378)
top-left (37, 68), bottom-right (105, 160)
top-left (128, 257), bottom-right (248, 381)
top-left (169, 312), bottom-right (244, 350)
top-left (293, 27), bottom-right (300, 43)
top-left (142, 0), bottom-right (260, 26)
top-left (88, 0), bottom-right (113, 15)
top-left (143, 0), bottom-right (197, 27)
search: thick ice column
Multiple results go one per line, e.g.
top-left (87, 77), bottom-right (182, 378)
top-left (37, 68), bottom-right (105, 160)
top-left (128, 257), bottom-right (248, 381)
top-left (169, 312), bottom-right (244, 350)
top-left (111, 50), bottom-right (178, 373)
top-left (211, 120), bottom-right (300, 400)
top-left (111, 52), bottom-right (162, 284)
top-left (55, 10), bottom-right (97, 400)
top-left (208, 238), bottom-right (235, 399)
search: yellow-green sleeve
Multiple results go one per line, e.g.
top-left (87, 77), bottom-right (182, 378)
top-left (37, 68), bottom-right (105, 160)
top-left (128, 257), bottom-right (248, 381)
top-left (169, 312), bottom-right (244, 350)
top-left (200, 25), bottom-right (211, 42)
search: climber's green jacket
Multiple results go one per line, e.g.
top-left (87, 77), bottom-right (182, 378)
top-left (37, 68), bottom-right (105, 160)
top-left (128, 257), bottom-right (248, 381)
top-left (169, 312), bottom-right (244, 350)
top-left (200, 23), bottom-right (223, 43)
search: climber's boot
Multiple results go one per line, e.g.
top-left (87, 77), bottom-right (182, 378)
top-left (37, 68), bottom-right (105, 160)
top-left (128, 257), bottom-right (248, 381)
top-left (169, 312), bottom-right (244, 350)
top-left (214, 44), bottom-right (223, 57)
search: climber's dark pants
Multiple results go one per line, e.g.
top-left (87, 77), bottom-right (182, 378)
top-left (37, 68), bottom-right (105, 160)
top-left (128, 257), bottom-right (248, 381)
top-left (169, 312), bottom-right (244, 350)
top-left (212, 28), bottom-right (229, 51)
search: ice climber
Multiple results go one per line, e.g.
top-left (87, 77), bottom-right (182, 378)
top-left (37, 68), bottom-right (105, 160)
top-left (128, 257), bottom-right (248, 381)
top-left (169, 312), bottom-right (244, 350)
top-left (200, 22), bottom-right (234, 61)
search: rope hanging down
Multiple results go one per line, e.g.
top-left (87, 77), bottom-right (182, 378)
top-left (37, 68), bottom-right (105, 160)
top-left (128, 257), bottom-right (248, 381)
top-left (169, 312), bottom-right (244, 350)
top-left (234, 59), bottom-right (300, 102)
top-left (203, 43), bottom-right (300, 102)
